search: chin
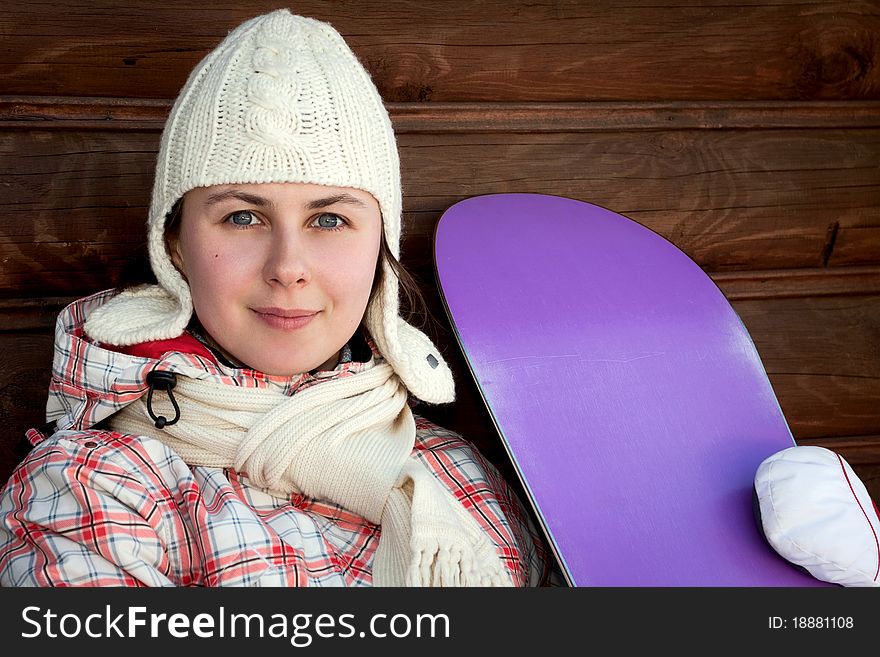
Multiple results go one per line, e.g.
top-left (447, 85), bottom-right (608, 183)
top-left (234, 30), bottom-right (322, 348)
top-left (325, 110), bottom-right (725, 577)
top-left (246, 354), bottom-right (334, 377)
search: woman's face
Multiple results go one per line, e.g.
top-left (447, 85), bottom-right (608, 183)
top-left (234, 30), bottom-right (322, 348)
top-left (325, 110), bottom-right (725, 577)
top-left (173, 182), bottom-right (382, 376)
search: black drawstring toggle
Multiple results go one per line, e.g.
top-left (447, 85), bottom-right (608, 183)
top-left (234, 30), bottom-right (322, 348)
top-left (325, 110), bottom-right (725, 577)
top-left (145, 370), bottom-right (180, 429)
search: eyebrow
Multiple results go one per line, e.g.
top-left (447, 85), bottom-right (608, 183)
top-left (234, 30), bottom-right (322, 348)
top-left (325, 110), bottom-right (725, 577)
top-left (203, 190), bottom-right (274, 209)
top-left (305, 193), bottom-right (368, 210)
top-left (202, 189), bottom-right (368, 210)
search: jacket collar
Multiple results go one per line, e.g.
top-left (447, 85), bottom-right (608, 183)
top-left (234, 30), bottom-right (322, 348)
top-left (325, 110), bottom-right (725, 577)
top-left (47, 290), bottom-right (373, 431)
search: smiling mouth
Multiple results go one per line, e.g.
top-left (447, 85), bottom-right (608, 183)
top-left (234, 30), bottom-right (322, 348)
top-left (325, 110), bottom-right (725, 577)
top-left (252, 307), bottom-right (319, 318)
top-left (251, 307), bottom-right (319, 330)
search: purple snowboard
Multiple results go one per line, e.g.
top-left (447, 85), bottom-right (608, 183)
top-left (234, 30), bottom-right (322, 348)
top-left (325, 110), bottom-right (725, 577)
top-left (434, 193), bottom-right (828, 586)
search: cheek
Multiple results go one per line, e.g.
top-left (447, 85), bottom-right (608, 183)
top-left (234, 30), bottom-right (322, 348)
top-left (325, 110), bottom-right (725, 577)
top-left (179, 234), bottom-right (254, 303)
top-left (321, 240), bottom-right (380, 306)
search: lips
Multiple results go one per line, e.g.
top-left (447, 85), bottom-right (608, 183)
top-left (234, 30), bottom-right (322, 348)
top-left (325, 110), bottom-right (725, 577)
top-left (251, 307), bottom-right (319, 330)
top-left (252, 307), bottom-right (318, 319)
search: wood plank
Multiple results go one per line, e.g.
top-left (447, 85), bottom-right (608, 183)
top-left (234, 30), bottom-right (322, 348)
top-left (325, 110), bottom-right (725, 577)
top-left (1, 127), bottom-right (877, 298)
top-left (735, 295), bottom-right (880, 440)
top-left (0, 297), bottom-right (77, 331)
top-left (397, 128), bottom-right (880, 271)
top-left (712, 267), bottom-right (880, 300)
top-left (392, 102), bottom-right (880, 133)
top-left (5, 97), bottom-right (880, 132)
top-left (0, 332), bottom-right (53, 484)
top-left (0, 96), bottom-right (169, 131)
top-left (0, 128), bottom-right (155, 298)
top-left (2, 1), bottom-right (878, 101)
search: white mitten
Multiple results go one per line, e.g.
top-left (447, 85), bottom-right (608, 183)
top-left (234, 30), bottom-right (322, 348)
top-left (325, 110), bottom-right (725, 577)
top-left (754, 445), bottom-right (880, 587)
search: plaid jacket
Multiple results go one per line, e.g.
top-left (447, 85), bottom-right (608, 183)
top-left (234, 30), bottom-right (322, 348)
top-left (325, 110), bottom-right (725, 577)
top-left (0, 291), bottom-right (558, 587)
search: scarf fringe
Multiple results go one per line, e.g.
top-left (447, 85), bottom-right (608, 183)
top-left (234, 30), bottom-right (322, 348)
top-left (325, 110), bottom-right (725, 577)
top-left (408, 539), bottom-right (513, 587)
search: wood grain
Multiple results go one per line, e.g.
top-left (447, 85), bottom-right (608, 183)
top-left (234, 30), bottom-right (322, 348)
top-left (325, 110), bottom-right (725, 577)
top-left (5, 97), bottom-right (880, 132)
top-left (713, 266), bottom-right (880, 300)
top-left (2, 1), bottom-right (878, 101)
top-left (0, 333), bottom-right (53, 483)
top-left (740, 296), bottom-right (880, 439)
top-left (1, 126), bottom-right (877, 299)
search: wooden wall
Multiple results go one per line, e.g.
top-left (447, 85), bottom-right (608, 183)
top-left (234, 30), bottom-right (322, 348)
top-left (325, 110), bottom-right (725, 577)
top-left (1, 1), bottom-right (878, 502)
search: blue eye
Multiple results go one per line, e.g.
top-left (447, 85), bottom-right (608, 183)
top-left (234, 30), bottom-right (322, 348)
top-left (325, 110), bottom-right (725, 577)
top-left (227, 210), bottom-right (260, 227)
top-left (312, 213), bottom-right (344, 229)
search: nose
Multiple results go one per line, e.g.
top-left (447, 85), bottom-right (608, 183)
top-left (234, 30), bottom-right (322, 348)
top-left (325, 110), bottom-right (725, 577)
top-left (262, 227), bottom-right (310, 288)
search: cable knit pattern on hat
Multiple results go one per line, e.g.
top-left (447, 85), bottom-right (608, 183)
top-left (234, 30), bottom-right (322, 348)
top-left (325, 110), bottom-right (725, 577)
top-left (84, 9), bottom-right (454, 404)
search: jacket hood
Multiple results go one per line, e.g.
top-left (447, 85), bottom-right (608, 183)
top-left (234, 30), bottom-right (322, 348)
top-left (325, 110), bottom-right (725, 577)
top-left (47, 290), bottom-right (373, 431)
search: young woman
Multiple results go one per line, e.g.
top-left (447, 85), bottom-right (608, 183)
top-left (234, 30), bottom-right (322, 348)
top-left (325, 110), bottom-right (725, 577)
top-left (0, 9), bottom-right (559, 587)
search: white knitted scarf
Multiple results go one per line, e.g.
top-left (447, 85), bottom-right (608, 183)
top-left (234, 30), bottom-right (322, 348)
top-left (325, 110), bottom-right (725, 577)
top-left (110, 360), bottom-right (512, 587)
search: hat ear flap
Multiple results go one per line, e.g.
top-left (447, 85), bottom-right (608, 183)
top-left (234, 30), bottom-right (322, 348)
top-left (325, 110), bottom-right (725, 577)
top-left (364, 276), bottom-right (455, 404)
top-left (83, 284), bottom-right (191, 346)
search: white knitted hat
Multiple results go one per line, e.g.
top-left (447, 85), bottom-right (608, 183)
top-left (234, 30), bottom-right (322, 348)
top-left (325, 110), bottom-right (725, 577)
top-left (84, 9), bottom-right (454, 404)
